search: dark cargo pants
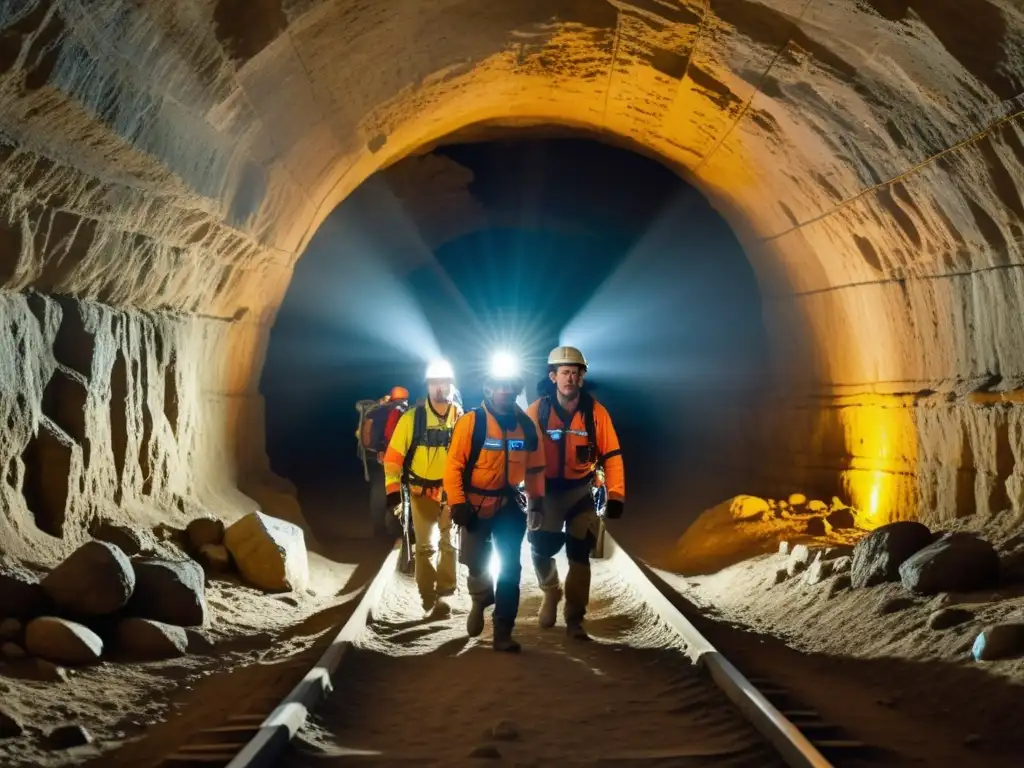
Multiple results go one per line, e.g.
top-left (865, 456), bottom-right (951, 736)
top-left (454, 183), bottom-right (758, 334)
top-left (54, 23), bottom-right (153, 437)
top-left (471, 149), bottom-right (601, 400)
top-left (459, 503), bottom-right (527, 624)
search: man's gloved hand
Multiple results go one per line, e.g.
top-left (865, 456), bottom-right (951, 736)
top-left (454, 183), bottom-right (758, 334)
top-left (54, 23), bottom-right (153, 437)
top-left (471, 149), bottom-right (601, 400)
top-left (386, 492), bottom-right (402, 511)
top-left (605, 500), bottom-right (624, 520)
top-left (451, 502), bottom-right (475, 528)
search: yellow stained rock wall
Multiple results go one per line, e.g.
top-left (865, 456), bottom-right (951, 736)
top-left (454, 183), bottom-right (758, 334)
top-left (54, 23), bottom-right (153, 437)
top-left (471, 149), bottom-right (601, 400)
top-left (2, 1), bottom-right (1024, 558)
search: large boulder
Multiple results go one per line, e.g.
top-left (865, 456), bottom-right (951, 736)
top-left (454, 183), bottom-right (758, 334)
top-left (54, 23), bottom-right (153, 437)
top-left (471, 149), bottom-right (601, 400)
top-left (186, 517), bottom-right (225, 550)
top-left (197, 544), bottom-right (232, 573)
top-left (90, 521), bottom-right (145, 557)
top-left (0, 564), bottom-right (47, 618)
top-left (25, 617), bottom-right (103, 665)
top-left (850, 521), bottom-right (932, 588)
top-left (116, 618), bottom-right (188, 660)
top-left (899, 533), bottom-right (1000, 595)
top-left (972, 623), bottom-right (1024, 661)
top-left (129, 558), bottom-right (208, 627)
top-left (224, 511), bottom-right (309, 592)
top-left (42, 541), bottom-right (135, 616)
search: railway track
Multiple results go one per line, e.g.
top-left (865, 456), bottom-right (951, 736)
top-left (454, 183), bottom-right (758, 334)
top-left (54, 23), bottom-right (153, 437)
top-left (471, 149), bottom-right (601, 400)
top-left (157, 533), bottom-right (889, 768)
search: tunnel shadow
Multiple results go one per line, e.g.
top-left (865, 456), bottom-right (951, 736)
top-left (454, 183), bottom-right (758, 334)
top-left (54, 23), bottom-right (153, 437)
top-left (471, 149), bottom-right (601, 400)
top-left (75, 646), bottom-right (317, 768)
top-left (72, 555), bottom-right (396, 768)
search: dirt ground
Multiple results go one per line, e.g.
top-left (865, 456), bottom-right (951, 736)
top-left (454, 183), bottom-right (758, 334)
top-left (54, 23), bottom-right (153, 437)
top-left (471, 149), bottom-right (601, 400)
top-left (8, 476), bottom-right (1024, 768)
top-left (286, 550), bottom-right (783, 767)
top-left (0, 489), bottom-right (391, 768)
top-left (652, 501), bottom-right (1024, 768)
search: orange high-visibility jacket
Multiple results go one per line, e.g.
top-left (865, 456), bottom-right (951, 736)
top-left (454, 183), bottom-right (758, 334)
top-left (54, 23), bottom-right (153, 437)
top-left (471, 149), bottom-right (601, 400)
top-left (444, 404), bottom-right (546, 518)
top-left (527, 393), bottom-right (625, 503)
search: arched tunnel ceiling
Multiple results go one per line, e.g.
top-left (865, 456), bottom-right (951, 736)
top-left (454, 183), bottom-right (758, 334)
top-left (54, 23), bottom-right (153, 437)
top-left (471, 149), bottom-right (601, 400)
top-left (5, 1), bottom-right (1024, 382)
top-left (367, 136), bottom-right (684, 272)
top-left (3, 0), bottom-right (1024, 560)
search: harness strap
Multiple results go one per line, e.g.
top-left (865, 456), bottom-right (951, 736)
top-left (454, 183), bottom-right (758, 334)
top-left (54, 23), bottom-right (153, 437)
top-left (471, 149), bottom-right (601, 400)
top-left (539, 392), bottom-right (603, 476)
top-left (463, 405), bottom-right (538, 504)
top-left (402, 404), bottom-right (454, 486)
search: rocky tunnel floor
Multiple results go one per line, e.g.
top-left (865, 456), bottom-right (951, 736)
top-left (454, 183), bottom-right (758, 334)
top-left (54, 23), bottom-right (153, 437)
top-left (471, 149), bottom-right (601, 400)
top-left (285, 549), bottom-right (784, 768)
top-left (0, 492), bottom-right (391, 768)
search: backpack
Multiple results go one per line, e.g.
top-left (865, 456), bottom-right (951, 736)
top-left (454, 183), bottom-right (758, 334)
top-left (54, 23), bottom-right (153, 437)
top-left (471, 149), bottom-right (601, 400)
top-left (462, 406), bottom-right (539, 502)
top-left (359, 401), bottom-right (408, 453)
top-left (401, 404), bottom-right (460, 487)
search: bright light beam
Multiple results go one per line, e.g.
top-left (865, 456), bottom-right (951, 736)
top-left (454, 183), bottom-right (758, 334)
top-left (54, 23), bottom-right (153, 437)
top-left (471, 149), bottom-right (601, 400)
top-left (293, 175), bottom-right (457, 365)
top-left (559, 189), bottom-right (761, 395)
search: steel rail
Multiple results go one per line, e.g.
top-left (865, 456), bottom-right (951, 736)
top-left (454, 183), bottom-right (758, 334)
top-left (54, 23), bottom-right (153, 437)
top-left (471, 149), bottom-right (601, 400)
top-left (210, 534), bottom-right (835, 768)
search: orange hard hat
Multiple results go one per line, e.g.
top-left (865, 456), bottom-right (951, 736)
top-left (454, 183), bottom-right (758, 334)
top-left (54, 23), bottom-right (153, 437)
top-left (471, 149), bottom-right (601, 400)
top-left (389, 386), bottom-right (410, 400)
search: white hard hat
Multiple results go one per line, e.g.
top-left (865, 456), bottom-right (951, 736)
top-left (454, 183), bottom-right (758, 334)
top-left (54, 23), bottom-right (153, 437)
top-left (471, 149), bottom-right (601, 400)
top-left (547, 345), bottom-right (587, 370)
top-left (425, 358), bottom-right (455, 381)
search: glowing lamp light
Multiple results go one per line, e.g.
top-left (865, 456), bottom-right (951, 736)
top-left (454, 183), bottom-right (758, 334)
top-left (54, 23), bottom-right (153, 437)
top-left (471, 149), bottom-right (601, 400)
top-left (425, 358), bottom-right (455, 380)
top-left (489, 551), bottom-right (501, 581)
top-left (490, 350), bottom-right (520, 379)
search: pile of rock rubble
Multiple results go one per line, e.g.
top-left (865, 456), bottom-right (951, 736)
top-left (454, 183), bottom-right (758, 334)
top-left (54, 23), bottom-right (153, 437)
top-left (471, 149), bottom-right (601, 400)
top-left (774, 518), bottom-right (1023, 662)
top-left (0, 510), bottom-right (309, 673)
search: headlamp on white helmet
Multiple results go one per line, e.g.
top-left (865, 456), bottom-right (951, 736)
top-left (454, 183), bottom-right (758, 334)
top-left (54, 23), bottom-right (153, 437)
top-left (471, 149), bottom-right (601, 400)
top-left (425, 358), bottom-right (455, 381)
top-left (489, 350), bottom-right (520, 380)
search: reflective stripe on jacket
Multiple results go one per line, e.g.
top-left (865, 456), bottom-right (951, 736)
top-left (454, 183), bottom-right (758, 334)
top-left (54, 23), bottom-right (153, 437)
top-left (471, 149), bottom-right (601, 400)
top-left (444, 405), bottom-right (546, 518)
top-left (527, 395), bottom-right (625, 502)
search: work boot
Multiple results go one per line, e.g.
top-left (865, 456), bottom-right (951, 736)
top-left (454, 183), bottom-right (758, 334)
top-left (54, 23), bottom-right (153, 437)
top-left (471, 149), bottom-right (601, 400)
top-left (492, 619), bottom-right (521, 653)
top-left (538, 585), bottom-right (562, 629)
top-left (564, 601), bottom-right (591, 641)
top-left (466, 593), bottom-right (494, 637)
top-left (430, 596), bottom-right (453, 619)
top-left (564, 562), bottom-right (591, 640)
top-left (466, 571), bottom-right (494, 638)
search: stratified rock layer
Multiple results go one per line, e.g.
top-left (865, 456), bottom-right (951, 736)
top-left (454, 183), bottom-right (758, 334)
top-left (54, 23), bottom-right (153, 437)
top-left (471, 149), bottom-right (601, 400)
top-left (2, 1), bottom-right (1024, 559)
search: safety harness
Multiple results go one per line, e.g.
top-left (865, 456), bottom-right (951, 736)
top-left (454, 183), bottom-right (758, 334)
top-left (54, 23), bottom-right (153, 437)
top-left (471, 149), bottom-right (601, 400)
top-left (400, 403), bottom-right (455, 491)
top-left (462, 405), bottom-right (539, 511)
top-left (537, 391), bottom-right (622, 519)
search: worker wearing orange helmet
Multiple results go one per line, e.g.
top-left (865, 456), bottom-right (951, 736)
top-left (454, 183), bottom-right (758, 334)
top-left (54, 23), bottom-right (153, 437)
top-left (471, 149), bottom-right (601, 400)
top-left (381, 386), bottom-right (411, 452)
top-left (526, 345), bottom-right (625, 640)
top-left (356, 385), bottom-right (412, 540)
top-left (444, 352), bottom-right (546, 652)
top-left (382, 360), bottom-right (463, 616)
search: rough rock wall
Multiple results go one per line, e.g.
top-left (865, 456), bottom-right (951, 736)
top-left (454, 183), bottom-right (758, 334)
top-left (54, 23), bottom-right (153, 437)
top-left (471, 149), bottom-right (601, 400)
top-left (2, 0), bottom-right (1023, 554)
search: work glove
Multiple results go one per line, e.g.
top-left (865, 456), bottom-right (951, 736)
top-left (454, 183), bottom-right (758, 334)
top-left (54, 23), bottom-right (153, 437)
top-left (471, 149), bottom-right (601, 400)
top-left (605, 500), bottom-right (624, 520)
top-left (451, 502), bottom-right (475, 528)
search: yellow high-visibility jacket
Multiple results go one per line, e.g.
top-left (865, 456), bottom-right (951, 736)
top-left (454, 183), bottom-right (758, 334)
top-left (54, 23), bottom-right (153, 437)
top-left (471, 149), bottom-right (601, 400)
top-left (383, 402), bottom-right (463, 501)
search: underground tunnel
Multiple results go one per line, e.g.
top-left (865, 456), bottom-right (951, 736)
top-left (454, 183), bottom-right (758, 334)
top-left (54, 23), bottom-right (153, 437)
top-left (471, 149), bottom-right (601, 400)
top-left (3, 1), bottom-right (1024, 766)
top-left (261, 135), bottom-right (771, 538)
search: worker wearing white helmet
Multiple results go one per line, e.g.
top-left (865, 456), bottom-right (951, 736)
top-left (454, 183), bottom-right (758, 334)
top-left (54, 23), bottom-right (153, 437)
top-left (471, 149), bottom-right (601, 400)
top-left (383, 358), bottom-right (463, 616)
top-left (526, 345), bottom-right (625, 640)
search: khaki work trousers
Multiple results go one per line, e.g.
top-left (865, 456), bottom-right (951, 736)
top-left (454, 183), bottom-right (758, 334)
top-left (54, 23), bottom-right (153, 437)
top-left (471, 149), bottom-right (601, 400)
top-left (528, 484), bottom-right (601, 624)
top-left (410, 493), bottom-right (456, 606)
